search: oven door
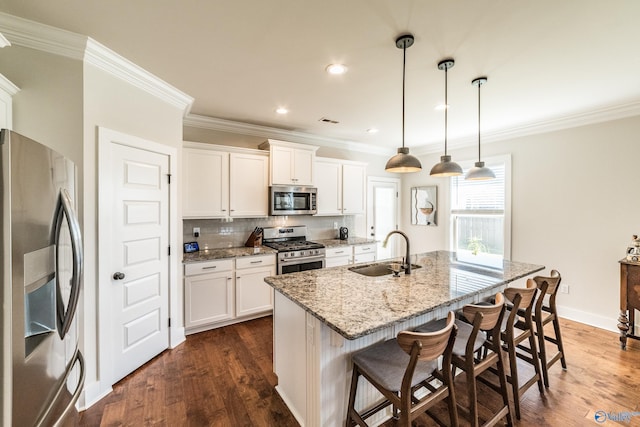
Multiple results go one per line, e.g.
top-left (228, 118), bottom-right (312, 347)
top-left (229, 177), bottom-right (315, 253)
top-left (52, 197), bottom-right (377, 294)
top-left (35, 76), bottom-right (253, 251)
top-left (278, 255), bottom-right (325, 275)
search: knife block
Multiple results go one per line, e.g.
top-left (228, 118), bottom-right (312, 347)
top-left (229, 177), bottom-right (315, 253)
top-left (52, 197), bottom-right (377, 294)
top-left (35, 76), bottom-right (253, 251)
top-left (245, 230), bottom-right (263, 247)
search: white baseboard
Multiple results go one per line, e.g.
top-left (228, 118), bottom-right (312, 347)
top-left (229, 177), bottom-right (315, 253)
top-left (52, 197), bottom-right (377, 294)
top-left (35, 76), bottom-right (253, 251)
top-left (170, 326), bottom-right (186, 348)
top-left (79, 380), bottom-right (113, 411)
top-left (557, 304), bottom-right (618, 333)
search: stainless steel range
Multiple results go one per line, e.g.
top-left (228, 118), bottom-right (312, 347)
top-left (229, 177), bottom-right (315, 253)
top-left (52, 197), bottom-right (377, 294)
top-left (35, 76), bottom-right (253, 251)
top-left (263, 226), bottom-right (325, 274)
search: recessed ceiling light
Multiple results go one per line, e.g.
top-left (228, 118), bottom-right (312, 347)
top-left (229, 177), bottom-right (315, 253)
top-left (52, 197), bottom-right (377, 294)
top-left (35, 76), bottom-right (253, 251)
top-left (435, 104), bottom-right (450, 111)
top-left (275, 107), bottom-right (289, 115)
top-left (326, 64), bottom-right (348, 75)
top-left (366, 128), bottom-right (379, 134)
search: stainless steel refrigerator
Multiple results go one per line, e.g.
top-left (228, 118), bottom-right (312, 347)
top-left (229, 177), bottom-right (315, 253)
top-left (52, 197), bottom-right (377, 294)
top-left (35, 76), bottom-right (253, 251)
top-left (1, 130), bottom-right (85, 426)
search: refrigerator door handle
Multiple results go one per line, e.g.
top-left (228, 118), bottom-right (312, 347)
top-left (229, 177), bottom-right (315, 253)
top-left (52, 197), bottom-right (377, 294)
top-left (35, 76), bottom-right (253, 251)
top-left (53, 188), bottom-right (84, 339)
top-left (34, 349), bottom-right (85, 427)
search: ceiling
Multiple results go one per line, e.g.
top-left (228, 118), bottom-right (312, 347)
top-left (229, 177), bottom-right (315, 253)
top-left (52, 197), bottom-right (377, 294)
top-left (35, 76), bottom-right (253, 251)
top-left (2, 0), bottom-right (640, 153)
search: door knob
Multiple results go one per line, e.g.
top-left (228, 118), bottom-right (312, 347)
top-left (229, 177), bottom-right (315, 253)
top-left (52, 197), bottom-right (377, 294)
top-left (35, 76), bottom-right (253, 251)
top-left (113, 272), bottom-right (125, 280)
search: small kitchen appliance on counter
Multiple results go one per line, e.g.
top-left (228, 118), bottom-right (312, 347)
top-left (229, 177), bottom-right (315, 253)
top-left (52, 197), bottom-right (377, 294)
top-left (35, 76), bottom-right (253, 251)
top-left (339, 226), bottom-right (349, 240)
top-left (245, 227), bottom-right (263, 247)
top-left (263, 225), bottom-right (325, 274)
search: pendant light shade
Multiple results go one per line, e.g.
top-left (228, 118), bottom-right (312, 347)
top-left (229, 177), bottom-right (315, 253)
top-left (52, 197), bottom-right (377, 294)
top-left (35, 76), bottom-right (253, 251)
top-left (465, 77), bottom-right (495, 180)
top-left (385, 34), bottom-right (422, 174)
top-left (430, 59), bottom-right (462, 177)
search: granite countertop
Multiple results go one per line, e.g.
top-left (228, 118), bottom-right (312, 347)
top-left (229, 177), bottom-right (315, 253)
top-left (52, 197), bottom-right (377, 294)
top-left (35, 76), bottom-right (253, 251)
top-left (316, 237), bottom-right (377, 247)
top-left (183, 246), bottom-right (277, 263)
top-left (264, 250), bottom-right (544, 340)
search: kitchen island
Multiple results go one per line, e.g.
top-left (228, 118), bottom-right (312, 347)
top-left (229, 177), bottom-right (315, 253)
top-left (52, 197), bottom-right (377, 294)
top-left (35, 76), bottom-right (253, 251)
top-left (264, 250), bottom-right (544, 427)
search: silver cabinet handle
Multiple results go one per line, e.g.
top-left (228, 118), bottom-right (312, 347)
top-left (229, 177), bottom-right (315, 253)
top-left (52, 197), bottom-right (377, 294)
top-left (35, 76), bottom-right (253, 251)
top-left (113, 272), bottom-right (125, 280)
top-left (250, 260), bottom-right (263, 264)
top-left (335, 250), bottom-right (344, 254)
top-left (203, 265), bottom-right (217, 270)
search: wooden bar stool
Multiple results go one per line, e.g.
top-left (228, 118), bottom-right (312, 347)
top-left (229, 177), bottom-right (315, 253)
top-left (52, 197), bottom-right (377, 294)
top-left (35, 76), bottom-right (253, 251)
top-left (525, 270), bottom-right (567, 388)
top-left (482, 280), bottom-right (544, 419)
top-left (345, 311), bottom-right (459, 427)
top-left (416, 293), bottom-right (512, 427)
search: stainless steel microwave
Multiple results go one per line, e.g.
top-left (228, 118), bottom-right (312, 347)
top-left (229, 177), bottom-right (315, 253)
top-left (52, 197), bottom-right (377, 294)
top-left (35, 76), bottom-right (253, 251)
top-left (270, 185), bottom-right (317, 215)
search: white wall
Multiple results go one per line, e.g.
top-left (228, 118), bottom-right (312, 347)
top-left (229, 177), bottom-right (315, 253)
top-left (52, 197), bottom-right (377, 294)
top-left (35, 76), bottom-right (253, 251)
top-left (401, 115), bottom-right (640, 331)
top-left (82, 62), bottom-right (186, 404)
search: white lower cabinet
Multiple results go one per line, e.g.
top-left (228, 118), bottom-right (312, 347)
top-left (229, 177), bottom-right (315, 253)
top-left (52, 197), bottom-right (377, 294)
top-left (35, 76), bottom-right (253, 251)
top-left (184, 254), bottom-right (276, 334)
top-left (184, 259), bottom-right (234, 329)
top-left (325, 246), bottom-right (353, 268)
top-left (235, 255), bottom-right (276, 317)
top-left (353, 244), bottom-right (376, 264)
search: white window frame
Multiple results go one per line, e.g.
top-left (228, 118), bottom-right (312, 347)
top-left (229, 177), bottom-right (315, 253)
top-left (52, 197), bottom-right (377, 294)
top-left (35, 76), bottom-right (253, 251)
top-left (448, 154), bottom-right (512, 261)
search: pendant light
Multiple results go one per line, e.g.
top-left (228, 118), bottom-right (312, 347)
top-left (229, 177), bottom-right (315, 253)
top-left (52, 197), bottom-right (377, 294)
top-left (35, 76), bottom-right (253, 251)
top-left (430, 59), bottom-right (463, 177)
top-left (465, 77), bottom-right (495, 180)
top-left (385, 34), bottom-right (422, 173)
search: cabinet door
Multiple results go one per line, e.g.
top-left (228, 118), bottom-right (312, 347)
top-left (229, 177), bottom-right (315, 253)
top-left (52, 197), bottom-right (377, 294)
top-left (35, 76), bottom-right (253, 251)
top-left (342, 163), bottom-right (366, 214)
top-left (183, 149), bottom-right (229, 218)
top-left (314, 160), bottom-right (342, 215)
top-left (271, 145), bottom-right (294, 185)
top-left (184, 271), bottom-right (234, 328)
top-left (236, 265), bottom-right (276, 317)
top-left (292, 149), bottom-right (314, 185)
top-left (230, 152), bottom-right (269, 217)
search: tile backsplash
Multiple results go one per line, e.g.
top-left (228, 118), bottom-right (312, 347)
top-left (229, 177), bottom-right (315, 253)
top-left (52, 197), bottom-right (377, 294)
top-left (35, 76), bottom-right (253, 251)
top-left (183, 216), bottom-right (356, 250)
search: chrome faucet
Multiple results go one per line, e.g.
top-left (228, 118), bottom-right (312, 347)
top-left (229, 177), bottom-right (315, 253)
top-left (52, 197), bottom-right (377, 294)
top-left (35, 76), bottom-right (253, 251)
top-left (382, 230), bottom-right (412, 274)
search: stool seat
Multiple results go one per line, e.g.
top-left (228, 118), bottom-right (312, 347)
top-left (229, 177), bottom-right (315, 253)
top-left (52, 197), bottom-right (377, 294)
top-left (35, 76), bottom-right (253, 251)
top-left (352, 339), bottom-right (438, 392)
top-left (416, 318), bottom-right (486, 357)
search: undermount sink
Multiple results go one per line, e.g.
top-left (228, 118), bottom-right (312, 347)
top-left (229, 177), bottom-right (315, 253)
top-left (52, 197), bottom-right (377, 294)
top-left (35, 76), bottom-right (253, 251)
top-left (348, 262), bottom-right (422, 277)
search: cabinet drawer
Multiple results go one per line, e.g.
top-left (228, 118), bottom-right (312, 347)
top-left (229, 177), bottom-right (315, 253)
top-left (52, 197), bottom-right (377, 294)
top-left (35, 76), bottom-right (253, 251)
top-left (354, 244), bottom-right (376, 255)
top-left (326, 246), bottom-right (352, 258)
top-left (236, 254), bottom-right (276, 270)
top-left (184, 259), bottom-right (234, 276)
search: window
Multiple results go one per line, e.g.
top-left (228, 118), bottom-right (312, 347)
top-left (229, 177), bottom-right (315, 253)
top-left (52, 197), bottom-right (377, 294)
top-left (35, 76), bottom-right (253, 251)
top-left (450, 155), bottom-right (511, 267)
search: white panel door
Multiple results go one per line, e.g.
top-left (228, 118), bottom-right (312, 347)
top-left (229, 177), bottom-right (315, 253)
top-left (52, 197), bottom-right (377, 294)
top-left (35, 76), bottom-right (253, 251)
top-left (107, 140), bottom-right (169, 384)
top-left (367, 177), bottom-right (400, 261)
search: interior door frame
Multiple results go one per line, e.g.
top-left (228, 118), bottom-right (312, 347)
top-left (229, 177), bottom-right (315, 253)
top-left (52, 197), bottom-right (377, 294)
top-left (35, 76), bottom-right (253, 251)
top-left (366, 176), bottom-right (401, 259)
top-left (97, 127), bottom-right (181, 396)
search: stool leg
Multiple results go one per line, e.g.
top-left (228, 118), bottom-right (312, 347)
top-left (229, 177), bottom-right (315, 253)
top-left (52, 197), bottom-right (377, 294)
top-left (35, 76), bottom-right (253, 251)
top-left (496, 349), bottom-right (514, 427)
top-left (536, 320), bottom-right (550, 388)
top-left (552, 316), bottom-right (567, 370)
top-left (466, 367), bottom-right (480, 427)
top-left (507, 338), bottom-right (521, 420)
top-left (346, 366), bottom-right (360, 427)
top-left (528, 330), bottom-right (545, 394)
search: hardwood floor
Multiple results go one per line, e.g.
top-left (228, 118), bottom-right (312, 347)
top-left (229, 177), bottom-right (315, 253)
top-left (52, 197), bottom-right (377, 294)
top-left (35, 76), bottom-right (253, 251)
top-left (79, 316), bottom-right (640, 426)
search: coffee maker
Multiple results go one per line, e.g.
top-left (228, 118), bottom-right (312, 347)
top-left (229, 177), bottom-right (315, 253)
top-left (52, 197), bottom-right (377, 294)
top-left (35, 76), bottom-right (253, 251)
top-left (339, 226), bottom-right (349, 240)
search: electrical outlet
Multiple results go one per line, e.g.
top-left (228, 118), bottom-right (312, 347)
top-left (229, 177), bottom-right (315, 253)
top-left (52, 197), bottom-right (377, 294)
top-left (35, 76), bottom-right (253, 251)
top-left (193, 227), bottom-right (200, 237)
top-left (333, 222), bottom-right (338, 229)
top-left (559, 284), bottom-right (569, 294)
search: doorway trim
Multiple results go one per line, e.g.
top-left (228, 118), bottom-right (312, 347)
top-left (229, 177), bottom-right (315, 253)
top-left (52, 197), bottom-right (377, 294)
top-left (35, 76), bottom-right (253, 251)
top-left (96, 127), bottom-right (182, 399)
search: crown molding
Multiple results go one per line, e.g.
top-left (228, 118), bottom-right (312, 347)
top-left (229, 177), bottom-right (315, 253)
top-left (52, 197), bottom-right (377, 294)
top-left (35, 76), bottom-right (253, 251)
top-left (84, 39), bottom-right (193, 113)
top-left (0, 73), bottom-right (20, 95)
top-left (0, 31), bottom-right (10, 48)
top-left (183, 113), bottom-right (394, 156)
top-left (412, 99), bottom-right (640, 156)
top-left (0, 12), bottom-right (193, 114)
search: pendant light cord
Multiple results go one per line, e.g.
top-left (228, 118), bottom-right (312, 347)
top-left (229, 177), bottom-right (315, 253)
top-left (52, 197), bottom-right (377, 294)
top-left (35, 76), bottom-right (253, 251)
top-left (401, 41), bottom-right (406, 149)
top-left (477, 80), bottom-right (481, 162)
top-left (444, 65), bottom-right (448, 156)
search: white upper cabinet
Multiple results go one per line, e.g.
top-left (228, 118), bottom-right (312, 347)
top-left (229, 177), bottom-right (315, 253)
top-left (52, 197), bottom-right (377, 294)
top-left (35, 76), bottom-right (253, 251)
top-left (229, 152), bottom-right (269, 217)
top-left (259, 139), bottom-right (318, 186)
top-left (314, 159), bottom-right (342, 215)
top-left (183, 142), bottom-right (268, 218)
top-left (183, 148), bottom-right (229, 218)
top-left (342, 163), bottom-right (366, 214)
top-left (315, 157), bottom-right (367, 216)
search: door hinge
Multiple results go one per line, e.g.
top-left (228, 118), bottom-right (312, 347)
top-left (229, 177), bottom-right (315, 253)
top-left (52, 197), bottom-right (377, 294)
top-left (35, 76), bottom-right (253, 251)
top-left (168, 245), bottom-right (171, 256)
top-left (167, 173), bottom-right (172, 184)
top-left (168, 317), bottom-right (171, 327)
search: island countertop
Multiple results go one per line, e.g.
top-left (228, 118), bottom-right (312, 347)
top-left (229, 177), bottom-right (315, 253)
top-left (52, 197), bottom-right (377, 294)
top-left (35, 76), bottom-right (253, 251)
top-left (264, 250), bottom-right (544, 340)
